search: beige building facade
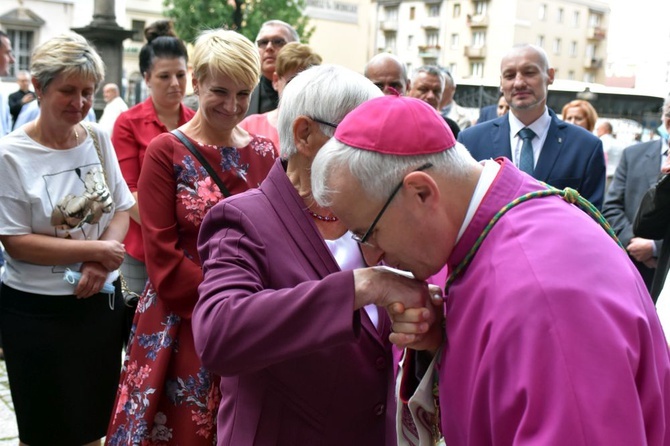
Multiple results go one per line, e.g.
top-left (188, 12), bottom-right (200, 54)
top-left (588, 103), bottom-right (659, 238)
top-left (373, 0), bottom-right (610, 83)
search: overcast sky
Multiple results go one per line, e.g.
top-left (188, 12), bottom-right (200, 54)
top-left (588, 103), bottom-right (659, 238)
top-left (607, 0), bottom-right (670, 63)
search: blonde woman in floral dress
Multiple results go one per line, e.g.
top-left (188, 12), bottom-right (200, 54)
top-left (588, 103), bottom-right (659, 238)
top-left (106, 29), bottom-right (276, 445)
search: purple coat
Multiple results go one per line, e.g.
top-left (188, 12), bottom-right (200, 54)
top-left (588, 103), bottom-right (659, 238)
top-left (194, 159), bottom-right (397, 446)
top-left (438, 158), bottom-right (670, 444)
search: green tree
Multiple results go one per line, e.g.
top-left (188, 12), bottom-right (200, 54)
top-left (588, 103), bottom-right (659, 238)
top-left (163, 0), bottom-right (314, 44)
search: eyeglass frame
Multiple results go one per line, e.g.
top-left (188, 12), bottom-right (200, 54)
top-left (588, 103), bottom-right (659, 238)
top-left (311, 117), bottom-right (338, 129)
top-left (256, 38), bottom-right (288, 49)
top-left (352, 162), bottom-right (434, 246)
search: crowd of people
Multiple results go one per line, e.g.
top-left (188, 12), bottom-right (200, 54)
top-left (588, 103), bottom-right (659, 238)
top-left (0, 18), bottom-right (669, 446)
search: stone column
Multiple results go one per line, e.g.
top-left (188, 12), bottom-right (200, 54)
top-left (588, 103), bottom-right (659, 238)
top-left (72, 0), bottom-right (133, 117)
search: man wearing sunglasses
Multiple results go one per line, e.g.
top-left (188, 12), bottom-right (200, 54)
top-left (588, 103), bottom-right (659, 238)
top-left (311, 94), bottom-right (670, 446)
top-left (247, 20), bottom-right (299, 117)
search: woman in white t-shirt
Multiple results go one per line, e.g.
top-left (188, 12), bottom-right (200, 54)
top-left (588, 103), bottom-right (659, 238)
top-left (0, 33), bottom-right (134, 446)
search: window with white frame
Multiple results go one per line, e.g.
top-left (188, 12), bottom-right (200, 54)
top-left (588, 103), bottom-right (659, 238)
top-left (474, 1), bottom-right (487, 15)
top-left (472, 31), bottom-right (485, 48)
top-left (410, 6), bottom-right (416, 20)
top-left (553, 38), bottom-right (561, 55)
top-left (6, 29), bottom-right (34, 77)
top-left (384, 32), bottom-right (397, 52)
top-left (589, 12), bottom-right (602, 27)
top-left (471, 62), bottom-right (484, 78)
top-left (448, 63), bottom-right (457, 76)
top-left (570, 41), bottom-right (577, 57)
top-left (537, 35), bottom-right (545, 48)
top-left (538, 4), bottom-right (547, 20)
top-left (450, 33), bottom-right (459, 49)
top-left (385, 6), bottom-right (399, 21)
top-left (427, 4), bottom-right (441, 17)
top-left (453, 3), bottom-right (461, 18)
top-left (426, 30), bottom-right (440, 47)
top-left (408, 35), bottom-right (414, 48)
top-left (568, 70), bottom-right (575, 80)
top-left (572, 11), bottom-right (580, 27)
top-left (557, 8), bottom-right (563, 23)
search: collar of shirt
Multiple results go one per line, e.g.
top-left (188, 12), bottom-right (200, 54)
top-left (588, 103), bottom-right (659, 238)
top-left (508, 107), bottom-right (551, 166)
top-left (456, 159), bottom-right (501, 243)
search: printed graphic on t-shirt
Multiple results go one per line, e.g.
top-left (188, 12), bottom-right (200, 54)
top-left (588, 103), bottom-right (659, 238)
top-left (47, 164), bottom-right (113, 238)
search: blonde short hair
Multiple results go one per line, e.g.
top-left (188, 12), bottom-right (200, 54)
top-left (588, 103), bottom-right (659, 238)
top-left (275, 43), bottom-right (322, 78)
top-left (31, 32), bottom-right (105, 92)
top-left (191, 29), bottom-right (260, 89)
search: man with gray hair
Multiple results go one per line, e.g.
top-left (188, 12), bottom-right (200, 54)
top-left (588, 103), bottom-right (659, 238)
top-left (246, 19), bottom-right (299, 116)
top-left (438, 68), bottom-right (472, 130)
top-left (602, 98), bottom-right (670, 293)
top-left (310, 93), bottom-right (670, 445)
top-left (408, 65), bottom-right (460, 138)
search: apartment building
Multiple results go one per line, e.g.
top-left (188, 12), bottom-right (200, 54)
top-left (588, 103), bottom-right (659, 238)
top-left (373, 0), bottom-right (610, 83)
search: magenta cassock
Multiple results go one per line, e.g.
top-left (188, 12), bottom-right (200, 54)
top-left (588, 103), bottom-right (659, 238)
top-left (431, 158), bottom-right (670, 445)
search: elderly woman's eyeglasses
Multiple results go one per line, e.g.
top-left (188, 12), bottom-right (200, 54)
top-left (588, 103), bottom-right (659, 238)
top-left (311, 117), bottom-right (338, 129)
top-left (256, 38), bottom-right (287, 49)
top-left (352, 163), bottom-right (433, 246)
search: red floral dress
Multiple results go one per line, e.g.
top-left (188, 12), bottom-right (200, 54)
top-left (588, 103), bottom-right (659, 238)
top-left (106, 132), bottom-right (276, 445)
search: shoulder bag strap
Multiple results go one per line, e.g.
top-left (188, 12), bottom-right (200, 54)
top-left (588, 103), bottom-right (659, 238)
top-left (171, 129), bottom-right (231, 198)
top-left (83, 122), bottom-right (108, 185)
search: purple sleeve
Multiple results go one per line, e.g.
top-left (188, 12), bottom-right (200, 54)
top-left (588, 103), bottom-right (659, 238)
top-left (193, 199), bottom-right (360, 376)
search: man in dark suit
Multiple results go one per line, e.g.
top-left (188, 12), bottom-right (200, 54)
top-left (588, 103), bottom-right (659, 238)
top-left (634, 159), bottom-right (670, 304)
top-left (611, 100), bottom-right (670, 292)
top-left (458, 44), bottom-right (606, 209)
top-left (246, 20), bottom-right (299, 117)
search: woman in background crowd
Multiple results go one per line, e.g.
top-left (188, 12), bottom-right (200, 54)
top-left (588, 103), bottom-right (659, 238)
top-left (107, 29), bottom-right (275, 445)
top-left (0, 33), bottom-right (133, 446)
top-left (112, 20), bottom-right (195, 300)
top-left (562, 99), bottom-right (598, 132)
top-left (497, 93), bottom-right (510, 117)
top-left (239, 42), bottom-right (322, 152)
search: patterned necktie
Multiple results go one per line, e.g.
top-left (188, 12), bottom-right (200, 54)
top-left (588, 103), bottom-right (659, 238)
top-left (518, 127), bottom-right (536, 175)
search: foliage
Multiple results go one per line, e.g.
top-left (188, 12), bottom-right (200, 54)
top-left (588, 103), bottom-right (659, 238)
top-left (163, 0), bottom-right (314, 45)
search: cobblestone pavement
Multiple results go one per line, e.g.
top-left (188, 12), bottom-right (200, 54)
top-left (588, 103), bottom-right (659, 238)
top-left (0, 360), bottom-right (18, 444)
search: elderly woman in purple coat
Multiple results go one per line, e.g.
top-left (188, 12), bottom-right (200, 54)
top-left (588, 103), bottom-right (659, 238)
top-left (193, 65), bottom-right (440, 445)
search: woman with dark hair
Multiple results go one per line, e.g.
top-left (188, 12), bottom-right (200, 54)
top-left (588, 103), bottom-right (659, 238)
top-left (112, 20), bottom-right (195, 302)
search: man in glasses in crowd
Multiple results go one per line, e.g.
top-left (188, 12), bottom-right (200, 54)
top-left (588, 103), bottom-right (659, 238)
top-left (247, 20), bottom-right (300, 116)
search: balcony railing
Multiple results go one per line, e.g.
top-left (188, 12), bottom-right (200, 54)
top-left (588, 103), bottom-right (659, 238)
top-left (418, 45), bottom-right (441, 58)
top-left (583, 57), bottom-right (603, 69)
top-left (422, 17), bottom-right (441, 29)
top-left (464, 45), bottom-right (486, 58)
top-left (380, 20), bottom-right (398, 31)
top-left (587, 26), bottom-right (606, 40)
top-left (466, 14), bottom-right (489, 27)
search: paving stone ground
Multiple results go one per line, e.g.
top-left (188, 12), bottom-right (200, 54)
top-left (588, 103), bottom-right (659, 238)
top-left (0, 359), bottom-right (18, 444)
